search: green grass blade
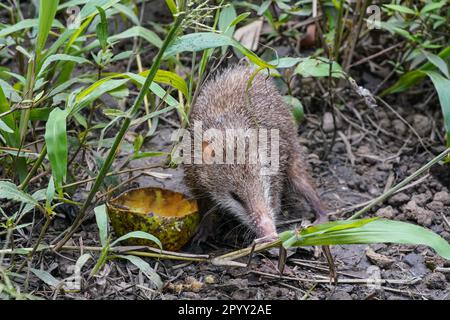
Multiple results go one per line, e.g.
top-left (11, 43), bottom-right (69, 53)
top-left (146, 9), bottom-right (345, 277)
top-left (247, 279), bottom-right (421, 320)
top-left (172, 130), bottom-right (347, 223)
top-left (36, 0), bottom-right (60, 59)
top-left (281, 219), bottom-right (450, 260)
top-left (0, 79), bottom-right (21, 102)
top-left (0, 19), bottom-right (63, 38)
top-left (37, 54), bottom-right (91, 79)
top-left (108, 26), bottom-right (162, 48)
top-left (424, 70), bottom-right (450, 145)
top-left (78, 0), bottom-right (121, 21)
top-left (0, 181), bottom-right (38, 206)
top-left (111, 231), bottom-right (162, 249)
top-left (423, 51), bottom-right (450, 79)
top-left (44, 108), bottom-right (68, 190)
top-left (381, 46), bottom-right (450, 96)
top-left (141, 69), bottom-right (188, 99)
top-left (94, 205), bottom-right (109, 247)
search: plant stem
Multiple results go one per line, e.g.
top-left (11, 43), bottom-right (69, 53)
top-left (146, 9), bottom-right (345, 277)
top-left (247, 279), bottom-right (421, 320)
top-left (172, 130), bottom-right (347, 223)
top-left (333, 0), bottom-right (345, 62)
top-left (349, 147), bottom-right (450, 220)
top-left (19, 145), bottom-right (47, 190)
top-left (54, 2), bottom-right (187, 251)
top-left (16, 216), bottom-right (52, 273)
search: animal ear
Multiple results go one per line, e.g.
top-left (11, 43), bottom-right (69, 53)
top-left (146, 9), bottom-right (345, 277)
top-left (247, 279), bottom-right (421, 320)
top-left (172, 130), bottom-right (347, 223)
top-left (202, 140), bottom-right (215, 163)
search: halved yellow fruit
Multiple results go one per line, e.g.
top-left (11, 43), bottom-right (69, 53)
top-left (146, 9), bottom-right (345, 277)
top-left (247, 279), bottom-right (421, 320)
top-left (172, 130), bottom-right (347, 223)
top-left (106, 187), bottom-right (199, 251)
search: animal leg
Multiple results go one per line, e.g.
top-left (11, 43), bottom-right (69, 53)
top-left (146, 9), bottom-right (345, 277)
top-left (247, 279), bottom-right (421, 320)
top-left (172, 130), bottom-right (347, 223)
top-left (286, 151), bottom-right (328, 223)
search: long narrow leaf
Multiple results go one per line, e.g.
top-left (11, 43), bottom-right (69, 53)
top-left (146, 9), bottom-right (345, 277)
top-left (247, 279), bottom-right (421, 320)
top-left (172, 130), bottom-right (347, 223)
top-left (94, 205), bottom-right (109, 247)
top-left (0, 19), bottom-right (63, 38)
top-left (280, 219), bottom-right (450, 260)
top-left (382, 46), bottom-right (450, 95)
top-left (0, 181), bottom-right (38, 206)
top-left (44, 108), bottom-right (68, 189)
top-left (163, 32), bottom-right (274, 69)
top-left (111, 231), bottom-right (161, 248)
top-left (424, 71), bottom-right (450, 145)
top-left (36, 0), bottom-right (60, 59)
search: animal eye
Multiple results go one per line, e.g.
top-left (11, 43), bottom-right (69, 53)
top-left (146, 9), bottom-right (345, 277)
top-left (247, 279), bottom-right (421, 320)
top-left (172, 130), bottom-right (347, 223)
top-left (230, 192), bottom-right (244, 206)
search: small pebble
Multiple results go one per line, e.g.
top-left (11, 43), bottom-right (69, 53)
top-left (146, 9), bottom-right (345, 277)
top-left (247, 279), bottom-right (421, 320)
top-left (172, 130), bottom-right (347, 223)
top-left (388, 193), bottom-right (410, 206)
top-left (423, 272), bottom-right (447, 290)
top-left (433, 191), bottom-right (450, 205)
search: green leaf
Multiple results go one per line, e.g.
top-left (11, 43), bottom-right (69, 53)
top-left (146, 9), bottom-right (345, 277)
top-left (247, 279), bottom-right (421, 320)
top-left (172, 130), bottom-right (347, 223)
top-left (74, 78), bottom-right (129, 112)
top-left (111, 231), bottom-right (161, 248)
top-left (78, 0), bottom-right (121, 21)
top-left (96, 6), bottom-right (109, 51)
top-left (392, 27), bottom-right (416, 42)
top-left (423, 51), bottom-right (450, 79)
top-left (74, 72), bottom-right (179, 114)
top-left (0, 181), bottom-right (38, 206)
top-left (141, 69), bottom-right (188, 99)
top-left (117, 255), bottom-right (163, 289)
top-left (383, 4), bottom-right (416, 15)
top-left (112, 3), bottom-right (140, 26)
top-left (424, 71), bottom-right (450, 145)
top-left (295, 57), bottom-right (344, 78)
top-left (20, 189), bottom-right (47, 216)
top-left (0, 79), bottom-right (21, 102)
top-left (36, 0), bottom-right (60, 59)
top-left (45, 177), bottom-right (55, 210)
top-left (0, 19), bottom-right (63, 38)
top-left (381, 46), bottom-right (450, 95)
top-left (420, 0), bottom-right (446, 15)
top-left (44, 108), bottom-right (68, 189)
top-left (30, 268), bottom-right (60, 288)
top-left (39, 29), bottom-right (77, 66)
top-left (219, 4), bottom-right (237, 36)
top-left (95, 204), bottom-right (109, 247)
top-left (280, 218), bottom-right (450, 260)
top-left (0, 119), bottom-right (13, 133)
top-left (0, 87), bottom-right (17, 146)
top-left (133, 134), bottom-right (144, 153)
top-left (108, 26), bottom-right (162, 48)
top-left (37, 54), bottom-right (90, 79)
top-left (229, 12), bottom-right (251, 28)
top-left (269, 57), bottom-right (304, 68)
top-left (257, 0), bottom-right (272, 15)
top-left (283, 96), bottom-right (304, 123)
top-left (163, 32), bottom-right (274, 69)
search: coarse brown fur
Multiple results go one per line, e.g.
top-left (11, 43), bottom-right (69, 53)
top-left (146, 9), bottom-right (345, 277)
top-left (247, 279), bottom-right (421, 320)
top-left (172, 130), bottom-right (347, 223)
top-left (184, 65), bottom-right (326, 241)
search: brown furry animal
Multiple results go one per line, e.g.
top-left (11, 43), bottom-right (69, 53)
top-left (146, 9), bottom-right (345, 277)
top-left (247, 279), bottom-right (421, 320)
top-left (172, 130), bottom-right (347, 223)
top-left (184, 65), bottom-right (326, 241)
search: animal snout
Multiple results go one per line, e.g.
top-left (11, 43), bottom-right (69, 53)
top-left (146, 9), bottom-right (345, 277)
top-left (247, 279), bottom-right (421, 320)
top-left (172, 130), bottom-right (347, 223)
top-left (257, 216), bottom-right (278, 239)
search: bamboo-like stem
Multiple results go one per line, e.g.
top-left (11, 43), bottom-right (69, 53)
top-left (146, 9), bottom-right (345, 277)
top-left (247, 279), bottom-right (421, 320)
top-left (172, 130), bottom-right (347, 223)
top-left (54, 3), bottom-right (187, 251)
top-left (1, 244), bottom-right (209, 263)
top-left (212, 240), bottom-right (281, 263)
